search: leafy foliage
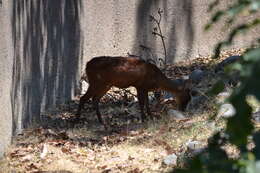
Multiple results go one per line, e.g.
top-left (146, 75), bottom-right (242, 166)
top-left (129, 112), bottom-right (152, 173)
top-left (174, 0), bottom-right (260, 172)
top-left (207, 80), bottom-right (225, 96)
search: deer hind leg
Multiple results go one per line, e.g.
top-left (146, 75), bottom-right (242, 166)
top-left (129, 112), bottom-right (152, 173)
top-left (92, 96), bottom-right (103, 125)
top-left (143, 90), bottom-right (154, 120)
top-left (176, 91), bottom-right (191, 111)
top-left (77, 85), bottom-right (95, 115)
top-left (137, 89), bottom-right (148, 122)
top-left (92, 86), bottom-right (111, 127)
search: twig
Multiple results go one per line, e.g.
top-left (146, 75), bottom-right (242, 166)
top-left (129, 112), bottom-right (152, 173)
top-left (152, 32), bottom-right (165, 38)
top-left (150, 8), bottom-right (167, 69)
top-left (127, 52), bottom-right (140, 57)
top-left (193, 88), bottom-right (211, 101)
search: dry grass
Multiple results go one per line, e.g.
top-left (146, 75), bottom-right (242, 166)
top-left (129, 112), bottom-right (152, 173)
top-left (0, 110), bottom-right (226, 173)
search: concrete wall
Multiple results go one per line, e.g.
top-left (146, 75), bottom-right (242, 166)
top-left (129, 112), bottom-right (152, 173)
top-left (0, 0), bottom-right (259, 157)
top-left (10, 0), bottom-right (83, 132)
top-left (0, 0), bottom-right (13, 158)
top-left (81, 0), bottom-right (260, 65)
top-left (0, 0), bottom-right (83, 157)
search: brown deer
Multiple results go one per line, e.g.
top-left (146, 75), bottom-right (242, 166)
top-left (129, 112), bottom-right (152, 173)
top-left (77, 56), bottom-right (191, 127)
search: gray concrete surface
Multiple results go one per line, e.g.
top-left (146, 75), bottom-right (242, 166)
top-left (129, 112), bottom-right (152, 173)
top-left (0, 0), bottom-right (259, 157)
top-left (81, 0), bottom-right (260, 65)
top-left (0, 0), bottom-right (13, 158)
top-left (0, 0), bottom-right (83, 158)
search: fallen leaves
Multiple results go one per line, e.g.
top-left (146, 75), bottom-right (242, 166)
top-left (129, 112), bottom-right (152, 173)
top-left (0, 49), bottom-right (245, 172)
top-left (3, 113), bottom-right (214, 172)
top-left (154, 139), bottom-right (176, 154)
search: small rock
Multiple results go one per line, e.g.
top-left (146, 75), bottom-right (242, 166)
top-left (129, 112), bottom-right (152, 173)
top-left (215, 55), bottom-right (241, 72)
top-left (163, 154), bottom-right (178, 166)
top-left (192, 147), bottom-right (206, 156)
top-left (186, 95), bottom-right (207, 110)
top-left (186, 140), bottom-right (202, 150)
top-left (216, 91), bottom-right (231, 104)
top-left (163, 92), bottom-right (174, 100)
top-left (252, 111), bottom-right (260, 123)
top-left (167, 109), bottom-right (186, 120)
top-left (189, 69), bottom-right (204, 83)
top-left (217, 103), bottom-right (236, 118)
top-left (40, 144), bottom-right (48, 159)
top-left (80, 80), bottom-right (89, 95)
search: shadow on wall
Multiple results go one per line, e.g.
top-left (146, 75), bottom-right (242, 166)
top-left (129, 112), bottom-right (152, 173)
top-left (11, 0), bottom-right (83, 133)
top-left (135, 0), bottom-right (194, 64)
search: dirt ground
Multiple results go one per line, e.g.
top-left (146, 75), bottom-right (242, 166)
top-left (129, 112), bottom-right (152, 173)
top-left (0, 49), bottom-right (247, 173)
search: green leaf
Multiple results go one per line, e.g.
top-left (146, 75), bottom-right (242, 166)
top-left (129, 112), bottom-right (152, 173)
top-left (243, 48), bottom-right (260, 62)
top-left (238, 152), bottom-right (260, 173)
top-left (208, 80), bottom-right (225, 96)
top-left (248, 62), bottom-right (260, 100)
top-left (208, 0), bottom-right (220, 12)
top-left (227, 4), bottom-right (246, 17)
top-left (227, 94), bottom-right (253, 146)
top-left (212, 11), bottom-right (225, 22)
top-left (250, 1), bottom-right (260, 11)
top-left (205, 23), bottom-right (212, 31)
top-left (226, 62), bottom-right (243, 72)
top-left (253, 132), bottom-right (260, 160)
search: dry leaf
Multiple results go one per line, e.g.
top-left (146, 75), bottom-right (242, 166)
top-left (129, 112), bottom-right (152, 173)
top-left (61, 147), bottom-right (70, 154)
top-left (127, 168), bottom-right (142, 173)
